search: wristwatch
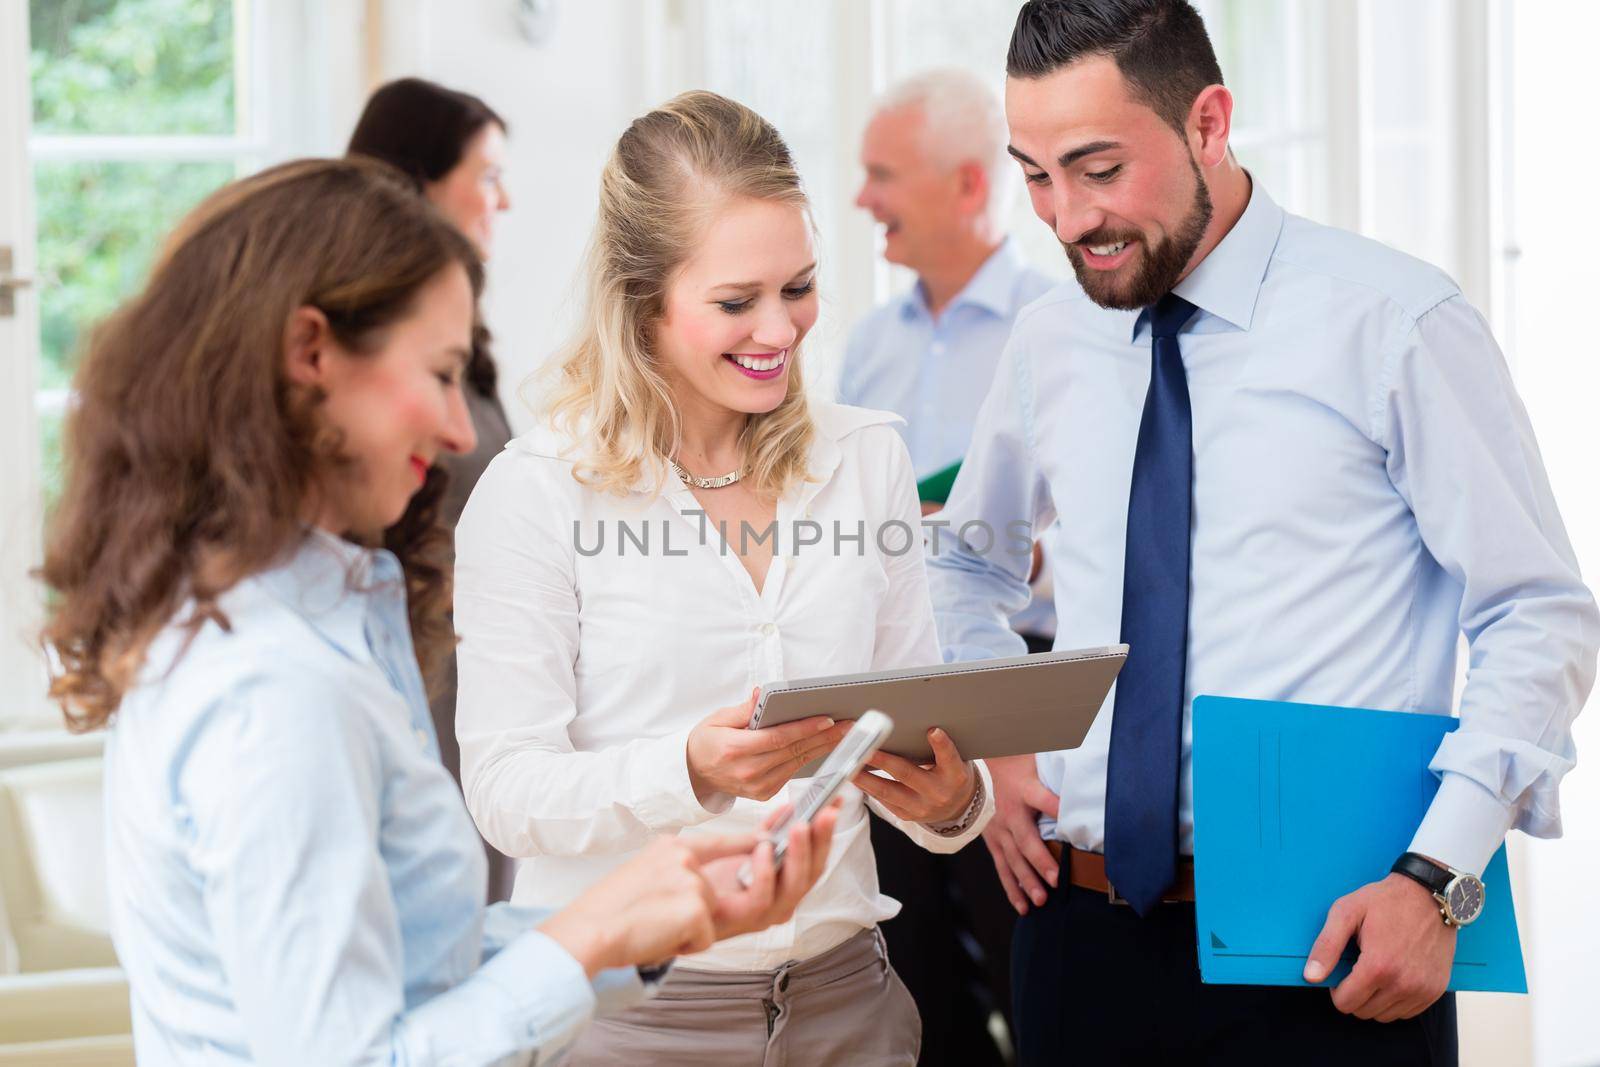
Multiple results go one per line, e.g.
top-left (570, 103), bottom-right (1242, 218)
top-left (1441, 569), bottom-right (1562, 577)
top-left (1390, 852), bottom-right (1486, 927)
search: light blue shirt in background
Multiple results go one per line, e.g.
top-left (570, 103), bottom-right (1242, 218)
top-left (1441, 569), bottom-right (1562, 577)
top-left (928, 181), bottom-right (1598, 876)
top-left (839, 237), bottom-right (1056, 481)
top-left (103, 530), bottom-right (643, 1066)
top-left (842, 238), bottom-right (1059, 638)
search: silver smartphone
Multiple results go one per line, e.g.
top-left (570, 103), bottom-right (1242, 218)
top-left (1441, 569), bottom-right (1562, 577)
top-left (737, 710), bottom-right (893, 886)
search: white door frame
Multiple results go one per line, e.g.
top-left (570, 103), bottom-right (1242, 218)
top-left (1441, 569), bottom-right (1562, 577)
top-left (0, 0), bottom-right (48, 730)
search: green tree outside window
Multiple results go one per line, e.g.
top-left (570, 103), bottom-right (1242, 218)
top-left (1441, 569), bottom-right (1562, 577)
top-left (29, 0), bottom-right (238, 500)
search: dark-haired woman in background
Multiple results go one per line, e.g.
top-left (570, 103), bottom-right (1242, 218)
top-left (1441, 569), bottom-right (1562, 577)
top-left (348, 77), bottom-right (518, 899)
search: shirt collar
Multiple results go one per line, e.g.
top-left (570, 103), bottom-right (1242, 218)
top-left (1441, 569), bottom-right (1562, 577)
top-left (508, 422), bottom-right (659, 495)
top-left (900, 237), bottom-right (1028, 322)
top-left (801, 402), bottom-right (903, 488)
top-left (255, 528), bottom-right (401, 662)
top-left (1130, 177), bottom-right (1284, 342)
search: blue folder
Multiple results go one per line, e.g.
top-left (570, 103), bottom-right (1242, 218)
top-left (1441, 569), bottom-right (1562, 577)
top-left (1190, 696), bottom-right (1527, 992)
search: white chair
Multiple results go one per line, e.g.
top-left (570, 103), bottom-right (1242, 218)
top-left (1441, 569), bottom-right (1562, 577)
top-left (0, 731), bottom-right (103, 775)
top-left (0, 740), bottom-right (132, 1065)
top-left (0, 967), bottom-right (132, 1066)
top-left (0, 756), bottom-right (117, 973)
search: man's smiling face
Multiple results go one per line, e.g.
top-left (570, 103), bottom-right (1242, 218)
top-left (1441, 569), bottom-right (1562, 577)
top-left (1005, 55), bottom-right (1213, 310)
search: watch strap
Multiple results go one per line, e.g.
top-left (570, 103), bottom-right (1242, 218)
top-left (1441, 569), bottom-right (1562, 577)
top-left (1391, 851), bottom-right (1451, 896)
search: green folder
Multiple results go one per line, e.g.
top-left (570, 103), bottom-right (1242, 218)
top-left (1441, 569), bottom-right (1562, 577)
top-left (916, 460), bottom-right (962, 505)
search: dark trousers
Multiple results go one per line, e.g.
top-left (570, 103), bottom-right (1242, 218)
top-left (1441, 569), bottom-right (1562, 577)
top-left (871, 813), bottom-right (1017, 1066)
top-left (1013, 884), bottom-right (1458, 1066)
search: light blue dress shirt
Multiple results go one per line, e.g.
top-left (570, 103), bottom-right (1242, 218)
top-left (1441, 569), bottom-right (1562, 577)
top-left (843, 238), bottom-right (1060, 638)
top-left (928, 181), bottom-right (1599, 876)
top-left (103, 530), bottom-right (644, 1066)
top-left (839, 237), bottom-right (1057, 481)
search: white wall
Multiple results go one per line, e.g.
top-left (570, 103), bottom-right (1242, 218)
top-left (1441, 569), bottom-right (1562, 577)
top-left (1505, 3), bottom-right (1600, 1065)
top-left (379, 0), bottom-right (657, 433)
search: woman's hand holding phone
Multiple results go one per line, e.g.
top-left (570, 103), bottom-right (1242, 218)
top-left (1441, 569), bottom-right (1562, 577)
top-left (698, 799), bottom-right (843, 940)
top-left (538, 804), bottom-right (842, 976)
top-left (538, 836), bottom-right (722, 975)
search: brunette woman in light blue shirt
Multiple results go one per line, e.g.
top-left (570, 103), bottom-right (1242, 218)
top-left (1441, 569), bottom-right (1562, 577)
top-left (37, 157), bottom-right (837, 1067)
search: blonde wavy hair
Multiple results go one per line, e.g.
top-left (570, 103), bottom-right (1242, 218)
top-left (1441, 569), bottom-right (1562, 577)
top-left (538, 90), bottom-right (816, 498)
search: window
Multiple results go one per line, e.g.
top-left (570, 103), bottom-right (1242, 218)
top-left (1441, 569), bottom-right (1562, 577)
top-left (4, 0), bottom-right (329, 731)
top-left (1201, 0), bottom-right (1340, 228)
top-left (30, 0), bottom-right (246, 505)
top-left (1355, 0), bottom-right (1491, 307)
top-left (1199, 0), bottom-right (1491, 305)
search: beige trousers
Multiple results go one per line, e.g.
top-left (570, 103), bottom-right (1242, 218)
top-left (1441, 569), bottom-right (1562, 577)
top-left (560, 928), bottom-right (921, 1066)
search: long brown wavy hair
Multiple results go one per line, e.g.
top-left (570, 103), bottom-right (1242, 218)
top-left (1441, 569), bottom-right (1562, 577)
top-left (39, 157), bottom-right (484, 732)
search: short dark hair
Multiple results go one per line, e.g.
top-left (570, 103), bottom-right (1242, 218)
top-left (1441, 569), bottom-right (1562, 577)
top-left (1007, 0), bottom-right (1224, 135)
top-left (348, 78), bottom-right (506, 398)
top-left (347, 77), bottom-right (507, 189)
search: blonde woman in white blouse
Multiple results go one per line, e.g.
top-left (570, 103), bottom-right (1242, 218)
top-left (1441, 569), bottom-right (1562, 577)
top-left (454, 92), bottom-right (995, 1066)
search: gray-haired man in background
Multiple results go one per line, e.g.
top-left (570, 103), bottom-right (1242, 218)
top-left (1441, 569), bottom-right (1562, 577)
top-left (843, 68), bottom-right (1058, 1066)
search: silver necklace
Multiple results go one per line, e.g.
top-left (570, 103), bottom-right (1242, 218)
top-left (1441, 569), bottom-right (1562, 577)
top-left (670, 458), bottom-right (742, 490)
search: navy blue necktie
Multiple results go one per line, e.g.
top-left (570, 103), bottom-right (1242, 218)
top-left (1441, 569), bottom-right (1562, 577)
top-left (1103, 293), bottom-right (1199, 917)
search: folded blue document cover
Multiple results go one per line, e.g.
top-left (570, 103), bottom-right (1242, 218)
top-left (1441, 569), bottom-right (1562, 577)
top-left (1191, 696), bottom-right (1526, 992)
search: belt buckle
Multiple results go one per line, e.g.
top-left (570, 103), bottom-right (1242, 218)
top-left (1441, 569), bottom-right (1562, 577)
top-left (1106, 882), bottom-right (1130, 906)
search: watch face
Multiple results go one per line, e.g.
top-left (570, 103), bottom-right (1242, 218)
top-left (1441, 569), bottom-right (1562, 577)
top-left (1445, 875), bottom-right (1485, 925)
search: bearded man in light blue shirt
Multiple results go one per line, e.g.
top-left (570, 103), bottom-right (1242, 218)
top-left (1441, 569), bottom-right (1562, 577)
top-left (929, 2), bottom-right (1598, 1064)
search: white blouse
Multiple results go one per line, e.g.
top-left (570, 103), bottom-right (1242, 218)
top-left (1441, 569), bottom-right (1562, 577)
top-left (453, 401), bottom-right (994, 972)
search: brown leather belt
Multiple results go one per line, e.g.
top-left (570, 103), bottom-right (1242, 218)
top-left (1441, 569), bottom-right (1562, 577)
top-left (1046, 841), bottom-right (1196, 904)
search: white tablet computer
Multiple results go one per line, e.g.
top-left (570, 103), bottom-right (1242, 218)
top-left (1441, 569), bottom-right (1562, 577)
top-left (751, 644), bottom-right (1128, 773)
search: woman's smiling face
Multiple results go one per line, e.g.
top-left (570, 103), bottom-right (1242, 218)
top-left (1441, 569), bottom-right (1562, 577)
top-left (654, 196), bottom-right (819, 419)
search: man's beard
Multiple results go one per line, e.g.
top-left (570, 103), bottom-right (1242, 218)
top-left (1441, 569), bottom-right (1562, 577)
top-left (1064, 156), bottom-right (1213, 311)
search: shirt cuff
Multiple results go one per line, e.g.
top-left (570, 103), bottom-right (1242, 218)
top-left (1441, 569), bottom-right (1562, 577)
top-left (632, 725), bottom-right (735, 830)
top-left (480, 902), bottom-right (546, 961)
top-left (478, 928), bottom-right (598, 1060)
top-left (591, 964), bottom-right (651, 1018)
top-left (1407, 772), bottom-right (1518, 877)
